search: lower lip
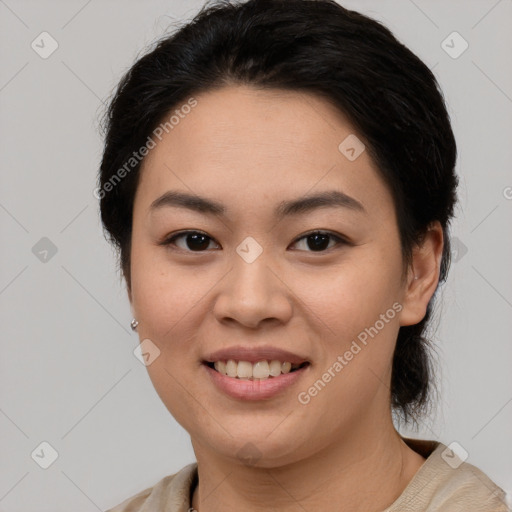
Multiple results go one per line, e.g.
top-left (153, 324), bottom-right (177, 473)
top-left (203, 363), bottom-right (310, 401)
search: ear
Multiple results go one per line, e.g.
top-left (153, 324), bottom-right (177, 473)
top-left (125, 270), bottom-right (133, 308)
top-left (399, 221), bottom-right (444, 327)
top-left (124, 267), bottom-right (132, 304)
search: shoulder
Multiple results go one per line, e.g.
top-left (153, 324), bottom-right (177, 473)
top-left (387, 439), bottom-right (510, 512)
top-left (105, 463), bottom-right (198, 512)
top-left (434, 457), bottom-right (510, 511)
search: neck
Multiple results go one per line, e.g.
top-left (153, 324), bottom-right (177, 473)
top-left (190, 419), bottom-right (426, 512)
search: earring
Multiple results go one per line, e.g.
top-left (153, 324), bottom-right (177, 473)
top-left (130, 319), bottom-right (139, 331)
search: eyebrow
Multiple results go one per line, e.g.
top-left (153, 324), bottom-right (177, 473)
top-left (149, 189), bottom-right (366, 218)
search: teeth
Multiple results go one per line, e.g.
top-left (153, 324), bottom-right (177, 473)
top-left (253, 361), bottom-right (269, 379)
top-left (216, 360), bottom-right (227, 375)
top-left (269, 360), bottom-right (282, 377)
top-left (237, 361), bottom-right (253, 379)
top-left (225, 360), bottom-right (237, 377)
top-left (212, 359), bottom-right (303, 380)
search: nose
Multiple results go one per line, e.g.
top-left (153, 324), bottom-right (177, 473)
top-left (212, 249), bottom-right (293, 330)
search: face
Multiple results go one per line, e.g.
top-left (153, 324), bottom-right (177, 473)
top-left (129, 85), bottom-right (426, 467)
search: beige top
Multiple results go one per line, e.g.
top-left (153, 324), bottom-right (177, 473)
top-left (106, 438), bottom-right (510, 512)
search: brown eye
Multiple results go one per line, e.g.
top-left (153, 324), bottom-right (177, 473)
top-left (161, 229), bottom-right (348, 254)
top-left (162, 231), bottom-right (220, 252)
top-left (291, 231), bottom-right (347, 252)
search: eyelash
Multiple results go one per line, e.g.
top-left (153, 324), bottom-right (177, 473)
top-left (160, 230), bottom-right (349, 254)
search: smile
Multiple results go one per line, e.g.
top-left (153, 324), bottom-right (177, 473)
top-left (202, 360), bottom-right (311, 400)
top-left (205, 359), bottom-right (310, 380)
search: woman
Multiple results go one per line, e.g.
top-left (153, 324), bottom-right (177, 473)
top-left (99, 0), bottom-right (508, 510)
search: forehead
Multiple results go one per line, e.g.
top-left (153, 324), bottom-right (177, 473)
top-left (149, 85), bottom-right (355, 165)
top-left (135, 85), bottom-right (393, 220)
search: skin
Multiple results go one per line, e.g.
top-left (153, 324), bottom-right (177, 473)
top-left (128, 84), bottom-right (444, 512)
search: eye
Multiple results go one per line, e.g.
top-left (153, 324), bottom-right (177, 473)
top-left (290, 230), bottom-right (347, 252)
top-left (161, 230), bottom-right (220, 252)
top-left (160, 229), bottom-right (348, 253)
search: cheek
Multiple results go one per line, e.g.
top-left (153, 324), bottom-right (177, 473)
top-left (130, 242), bottom-right (208, 339)
top-left (302, 273), bottom-right (399, 420)
top-left (300, 253), bottom-right (402, 401)
top-left (129, 248), bottom-right (209, 428)
top-left (304, 257), bottom-right (400, 338)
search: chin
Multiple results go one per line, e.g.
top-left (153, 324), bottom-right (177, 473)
top-left (195, 424), bottom-right (309, 467)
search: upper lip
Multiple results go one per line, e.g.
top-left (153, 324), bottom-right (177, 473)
top-left (203, 345), bottom-right (310, 365)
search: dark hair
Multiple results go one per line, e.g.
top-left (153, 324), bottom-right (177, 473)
top-left (98, 0), bottom-right (458, 423)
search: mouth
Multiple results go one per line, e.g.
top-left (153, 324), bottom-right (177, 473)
top-left (202, 360), bottom-right (311, 380)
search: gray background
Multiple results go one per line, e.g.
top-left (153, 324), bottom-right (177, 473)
top-left (1, 0), bottom-right (511, 510)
